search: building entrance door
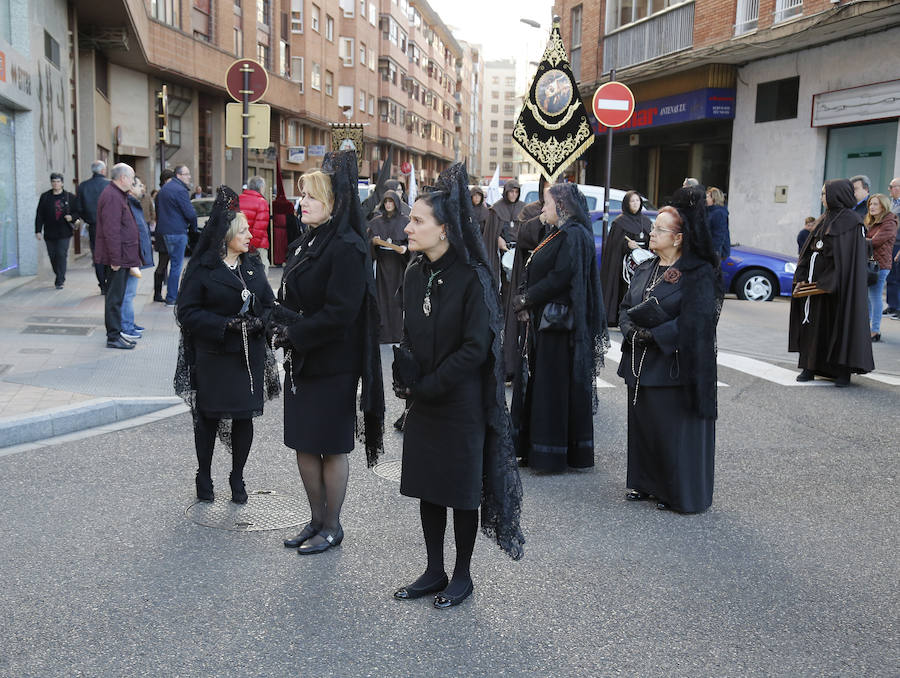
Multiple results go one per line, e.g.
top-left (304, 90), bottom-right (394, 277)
top-left (0, 107), bottom-right (18, 276)
top-left (825, 120), bottom-right (898, 194)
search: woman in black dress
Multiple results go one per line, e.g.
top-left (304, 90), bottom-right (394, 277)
top-left (367, 189), bottom-right (410, 344)
top-left (391, 164), bottom-right (524, 608)
top-left (175, 187), bottom-right (280, 503)
top-left (600, 190), bottom-right (652, 326)
top-left (272, 152), bottom-right (384, 554)
top-left (510, 183), bottom-right (609, 472)
top-left (618, 187), bottom-right (723, 513)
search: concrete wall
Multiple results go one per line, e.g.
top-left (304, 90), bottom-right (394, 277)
top-left (109, 64), bottom-right (149, 152)
top-left (728, 30), bottom-right (900, 255)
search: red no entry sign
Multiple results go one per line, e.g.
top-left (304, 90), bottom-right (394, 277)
top-left (226, 59), bottom-right (269, 103)
top-left (592, 81), bottom-right (635, 128)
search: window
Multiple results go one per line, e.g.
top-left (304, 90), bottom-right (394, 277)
top-left (44, 31), bottom-right (60, 67)
top-left (490, 120), bottom-right (498, 128)
top-left (368, 49), bottom-right (376, 70)
top-left (233, 26), bottom-right (243, 55)
top-left (504, 91), bottom-right (515, 100)
top-left (291, 55), bottom-right (305, 92)
top-left (360, 42), bottom-right (366, 66)
top-left (503, 120), bottom-right (513, 129)
top-left (491, 91), bottom-right (499, 100)
top-left (491, 76), bottom-right (499, 85)
top-left (257, 43), bottom-right (270, 70)
top-left (502, 162), bottom-right (513, 172)
top-left (570, 4), bottom-right (582, 80)
top-left (325, 69), bottom-right (333, 96)
top-left (152, 0), bottom-right (180, 27)
top-left (489, 147), bottom-right (497, 157)
top-left (607, 0), bottom-right (679, 31)
top-left (503, 134), bottom-right (511, 144)
top-left (95, 52), bottom-right (109, 97)
top-left (311, 3), bottom-right (319, 31)
top-left (339, 0), bottom-right (354, 17)
top-left (338, 85), bottom-right (353, 108)
top-left (490, 133), bottom-right (498, 142)
top-left (502, 148), bottom-right (513, 158)
top-left (368, 95), bottom-right (375, 115)
top-left (368, 2), bottom-right (376, 25)
top-left (735, 0), bottom-right (759, 34)
top-left (504, 77), bottom-right (515, 87)
top-left (291, 0), bottom-right (303, 32)
top-left (326, 15), bottom-right (334, 41)
top-left (774, 0), bottom-right (802, 23)
top-left (755, 76), bottom-right (799, 123)
top-left (257, 0), bottom-right (270, 25)
top-left (311, 62), bottom-right (321, 90)
top-left (279, 40), bottom-right (290, 77)
top-left (339, 37), bottom-right (354, 65)
top-left (360, 0), bottom-right (366, 17)
top-left (359, 90), bottom-right (366, 111)
top-left (504, 105), bottom-right (514, 115)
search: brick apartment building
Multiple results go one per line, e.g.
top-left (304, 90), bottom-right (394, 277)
top-left (0, 0), bottom-right (478, 278)
top-left (552, 0), bottom-right (900, 254)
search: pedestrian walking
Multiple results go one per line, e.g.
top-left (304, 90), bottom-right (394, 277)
top-left (272, 152), bottom-right (384, 555)
top-left (863, 193), bottom-right (897, 342)
top-left (175, 186), bottom-right (280, 504)
top-left (94, 163), bottom-right (141, 350)
top-left (483, 180), bottom-right (523, 287)
top-left (599, 189), bottom-right (653, 326)
top-left (152, 170), bottom-right (175, 302)
top-left (884, 177), bottom-right (900, 318)
top-left (706, 186), bottom-right (731, 261)
top-left (34, 172), bottom-right (78, 289)
top-left (391, 163), bottom-right (524, 609)
top-left (790, 179), bottom-right (874, 386)
top-left (367, 189), bottom-right (410, 344)
top-left (121, 177), bottom-right (154, 340)
top-left (239, 176), bottom-right (271, 274)
top-left (155, 165), bottom-right (198, 306)
top-left (75, 160), bottom-right (110, 294)
top-left (618, 188), bottom-right (724, 514)
top-left (510, 183), bottom-right (609, 472)
top-left (797, 216), bottom-right (816, 254)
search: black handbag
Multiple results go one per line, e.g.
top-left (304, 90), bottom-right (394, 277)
top-left (538, 302), bottom-right (574, 332)
top-left (626, 296), bottom-right (671, 328)
top-left (866, 259), bottom-right (879, 286)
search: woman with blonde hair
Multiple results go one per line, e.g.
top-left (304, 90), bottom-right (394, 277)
top-left (705, 186), bottom-right (730, 261)
top-left (864, 193), bottom-right (898, 342)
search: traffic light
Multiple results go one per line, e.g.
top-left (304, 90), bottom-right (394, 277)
top-left (157, 85), bottom-right (169, 144)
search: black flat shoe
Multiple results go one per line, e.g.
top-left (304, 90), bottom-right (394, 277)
top-left (393, 412), bottom-right (407, 431)
top-left (871, 333), bottom-right (881, 343)
top-left (195, 472), bottom-right (214, 502)
top-left (834, 376), bottom-right (851, 388)
top-left (229, 473), bottom-right (248, 504)
top-left (297, 527), bottom-right (344, 555)
top-left (625, 490), bottom-right (650, 502)
top-left (796, 369), bottom-right (815, 382)
top-left (283, 523), bottom-right (320, 548)
top-left (656, 501), bottom-right (672, 511)
top-left (434, 580), bottom-right (474, 609)
top-left (394, 573), bottom-right (449, 600)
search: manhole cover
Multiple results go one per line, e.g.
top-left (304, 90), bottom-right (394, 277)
top-left (26, 316), bottom-right (97, 325)
top-left (373, 459), bottom-right (402, 483)
top-left (185, 490), bottom-right (310, 531)
top-left (22, 325), bottom-right (94, 336)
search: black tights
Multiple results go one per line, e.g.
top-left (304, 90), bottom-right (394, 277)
top-left (295, 452), bottom-right (349, 547)
top-left (417, 500), bottom-right (478, 597)
top-left (194, 416), bottom-right (253, 478)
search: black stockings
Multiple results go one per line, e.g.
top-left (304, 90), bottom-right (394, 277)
top-left (194, 416), bottom-right (253, 478)
top-left (296, 452), bottom-right (349, 546)
top-left (417, 500), bottom-right (478, 596)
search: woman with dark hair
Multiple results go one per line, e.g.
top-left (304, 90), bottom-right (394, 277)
top-left (175, 187), bottom-right (280, 504)
top-left (863, 193), bottom-right (897, 342)
top-left (510, 183), bottom-right (609, 472)
top-left (367, 189), bottom-right (410, 344)
top-left (789, 179), bottom-right (874, 384)
top-left (272, 151), bottom-right (384, 554)
top-left (391, 164), bottom-right (524, 609)
top-left (599, 190), bottom-right (653, 326)
top-left (618, 186), bottom-right (723, 514)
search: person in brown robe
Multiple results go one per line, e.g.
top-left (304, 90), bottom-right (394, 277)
top-left (600, 190), bottom-right (653, 326)
top-left (367, 190), bottom-right (410, 343)
top-left (483, 180), bottom-right (524, 287)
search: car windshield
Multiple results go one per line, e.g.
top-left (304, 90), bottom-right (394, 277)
top-left (523, 190), bottom-right (599, 211)
top-left (192, 200), bottom-right (214, 217)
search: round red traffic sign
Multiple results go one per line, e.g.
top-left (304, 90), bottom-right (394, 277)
top-left (400, 161), bottom-right (412, 174)
top-left (226, 59), bottom-right (269, 103)
top-left (592, 81), bottom-right (635, 128)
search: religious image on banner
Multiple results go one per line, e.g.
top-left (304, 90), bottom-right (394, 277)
top-left (330, 123), bottom-right (365, 169)
top-left (512, 17), bottom-right (594, 182)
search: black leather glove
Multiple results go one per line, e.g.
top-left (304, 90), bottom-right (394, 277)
top-left (632, 327), bottom-right (655, 347)
top-left (392, 382), bottom-right (412, 400)
top-left (243, 316), bottom-right (265, 334)
top-left (272, 331), bottom-right (291, 349)
top-left (224, 316), bottom-right (244, 333)
top-left (511, 294), bottom-right (528, 312)
top-left (272, 302), bottom-right (302, 325)
top-left (392, 345), bottom-right (420, 395)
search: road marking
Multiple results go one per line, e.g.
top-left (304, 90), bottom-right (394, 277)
top-left (861, 372), bottom-right (900, 386)
top-left (595, 378), bottom-right (616, 388)
top-left (715, 351), bottom-right (828, 386)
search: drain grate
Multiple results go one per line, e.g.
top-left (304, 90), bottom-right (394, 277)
top-left (185, 490), bottom-right (310, 531)
top-left (26, 316), bottom-right (98, 326)
top-left (22, 325), bottom-right (93, 336)
top-left (372, 459), bottom-right (402, 483)
top-left (18, 348), bottom-right (54, 354)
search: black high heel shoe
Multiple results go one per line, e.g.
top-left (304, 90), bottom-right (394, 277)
top-left (195, 472), bottom-right (214, 502)
top-left (625, 490), bottom-right (650, 502)
top-left (434, 580), bottom-right (474, 609)
top-left (229, 473), bottom-right (248, 504)
top-left (283, 523), bottom-right (320, 548)
top-left (393, 572), bottom-right (449, 600)
top-left (297, 526), bottom-right (344, 555)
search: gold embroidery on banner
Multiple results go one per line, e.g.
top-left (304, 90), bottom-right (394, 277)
top-left (541, 28), bottom-right (569, 69)
top-left (513, 117), bottom-right (594, 181)
top-left (524, 99), bottom-right (581, 130)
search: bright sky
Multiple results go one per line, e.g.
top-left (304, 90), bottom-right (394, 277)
top-left (427, 0), bottom-right (557, 83)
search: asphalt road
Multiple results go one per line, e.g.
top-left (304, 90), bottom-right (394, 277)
top-left (1, 305), bottom-right (898, 677)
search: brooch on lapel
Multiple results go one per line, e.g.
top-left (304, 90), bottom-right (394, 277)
top-left (663, 268), bottom-right (682, 284)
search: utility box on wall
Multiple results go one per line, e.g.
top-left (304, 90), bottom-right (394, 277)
top-left (774, 185), bottom-right (788, 203)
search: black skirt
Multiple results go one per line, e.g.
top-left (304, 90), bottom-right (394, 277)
top-left (626, 385), bottom-right (715, 513)
top-left (284, 372), bottom-right (358, 454)
top-left (400, 380), bottom-right (484, 510)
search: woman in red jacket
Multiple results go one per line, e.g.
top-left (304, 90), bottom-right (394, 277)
top-left (239, 176), bottom-right (271, 272)
top-left (865, 193), bottom-right (898, 342)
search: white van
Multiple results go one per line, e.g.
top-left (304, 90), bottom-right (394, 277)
top-left (518, 181), bottom-right (654, 213)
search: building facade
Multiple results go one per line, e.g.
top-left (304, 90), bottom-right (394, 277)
top-left (553, 0), bottom-right (900, 254)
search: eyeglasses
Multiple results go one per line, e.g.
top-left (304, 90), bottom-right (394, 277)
top-left (650, 227), bottom-right (676, 235)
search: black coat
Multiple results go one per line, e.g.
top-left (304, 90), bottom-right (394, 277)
top-left (399, 249), bottom-right (492, 509)
top-left (600, 211), bottom-right (652, 326)
top-left (177, 254), bottom-right (274, 418)
top-left (367, 192), bottom-right (410, 344)
top-left (34, 190), bottom-right (78, 240)
top-left (278, 219), bottom-right (367, 378)
top-left (75, 173), bottom-right (109, 225)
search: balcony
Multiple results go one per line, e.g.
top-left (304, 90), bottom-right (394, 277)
top-left (603, 1), bottom-right (694, 74)
top-left (735, 0), bottom-right (759, 34)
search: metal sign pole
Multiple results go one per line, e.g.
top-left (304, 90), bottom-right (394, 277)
top-left (602, 68), bottom-right (616, 250)
top-left (241, 64), bottom-right (251, 188)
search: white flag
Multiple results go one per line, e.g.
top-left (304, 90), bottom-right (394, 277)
top-left (486, 164), bottom-right (501, 206)
top-left (407, 161), bottom-right (418, 207)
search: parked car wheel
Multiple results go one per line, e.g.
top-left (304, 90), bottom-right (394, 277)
top-left (734, 269), bottom-right (778, 302)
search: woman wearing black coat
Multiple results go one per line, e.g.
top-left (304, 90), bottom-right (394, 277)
top-left (272, 153), bottom-right (384, 555)
top-left (391, 164), bottom-right (524, 609)
top-left (175, 187), bottom-right (278, 504)
top-left (618, 189), bottom-right (723, 514)
top-left (510, 183), bottom-right (609, 472)
top-left (599, 190), bottom-right (652, 326)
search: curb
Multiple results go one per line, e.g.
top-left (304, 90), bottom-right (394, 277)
top-left (0, 396), bottom-right (184, 448)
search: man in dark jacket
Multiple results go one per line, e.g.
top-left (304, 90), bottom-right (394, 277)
top-left (155, 165), bottom-right (198, 306)
top-left (850, 174), bottom-right (870, 219)
top-left (153, 169), bottom-right (175, 301)
top-left (35, 173), bottom-right (78, 289)
top-left (76, 160), bottom-right (111, 293)
top-left (95, 163), bottom-right (141, 349)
